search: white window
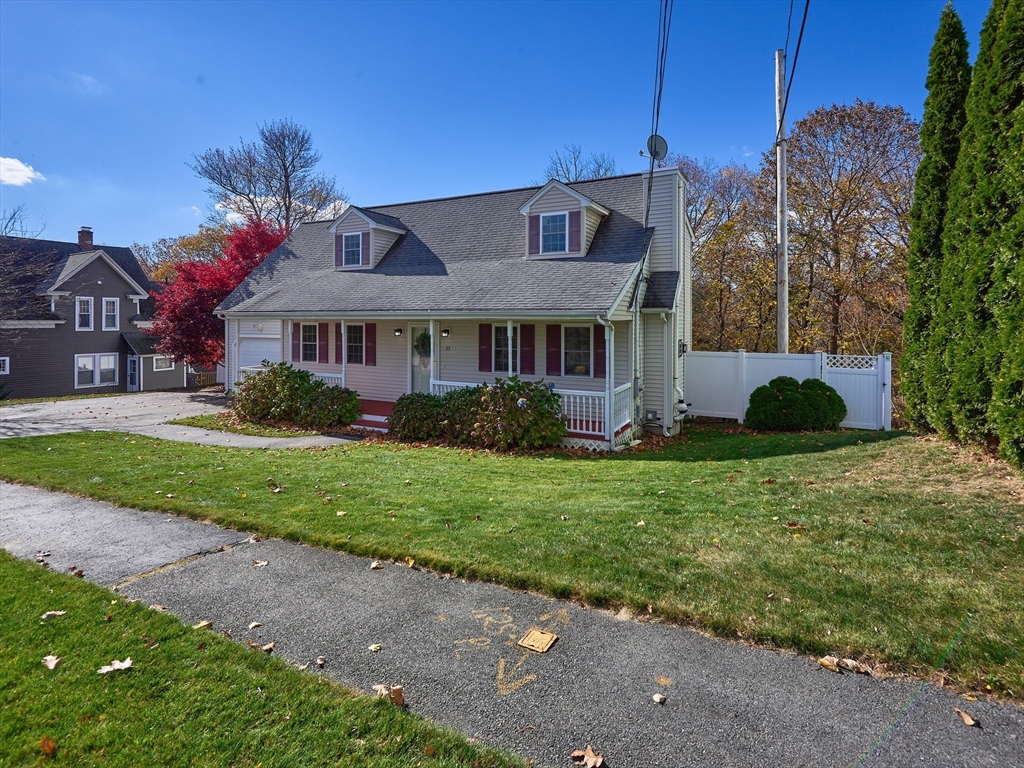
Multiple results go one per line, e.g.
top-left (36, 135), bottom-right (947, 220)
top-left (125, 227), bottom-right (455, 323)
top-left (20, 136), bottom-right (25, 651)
top-left (0, 357), bottom-right (9, 375)
top-left (494, 325), bottom-right (518, 374)
top-left (102, 298), bottom-right (119, 330)
top-left (346, 324), bottom-right (364, 365)
top-left (76, 297), bottom-right (93, 330)
top-left (541, 213), bottom-right (568, 254)
top-left (153, 355), bottom-right (174, 371)
top-left (343, 233), bottom-right (362, 266)
top-left (563, 326), bottom-right (592, 376)
top-left (301, 324), bottom-right (318, 362)
top-left (75, 353), bottom-right (118, 388)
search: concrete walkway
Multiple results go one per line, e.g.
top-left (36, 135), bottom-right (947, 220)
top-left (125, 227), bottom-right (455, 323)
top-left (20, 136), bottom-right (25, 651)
top-left (2, 482), bottom-right (1020, 768)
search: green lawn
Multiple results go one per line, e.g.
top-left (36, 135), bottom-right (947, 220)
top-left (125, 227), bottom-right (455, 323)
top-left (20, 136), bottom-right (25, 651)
top-left (0, 552), bottom-right (525, 767)
top-left (168, 412), bottom-right (323, 438)
top-left (1, 425), bottom-right (1021, 699)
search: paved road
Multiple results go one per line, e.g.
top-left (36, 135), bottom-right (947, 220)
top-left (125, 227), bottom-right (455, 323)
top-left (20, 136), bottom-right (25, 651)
top-left (2, 482), bottom-right (1020, 768)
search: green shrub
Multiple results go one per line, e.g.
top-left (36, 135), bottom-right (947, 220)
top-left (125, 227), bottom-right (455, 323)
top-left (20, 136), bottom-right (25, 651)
top-left (744, 376), bottom-right (847, 432)
top-left (439, 386), bottom-right (483, 444)
top-left (388, 392), bottom-right (445, 441)
top-left (233, 361), bottom-right (361, 428)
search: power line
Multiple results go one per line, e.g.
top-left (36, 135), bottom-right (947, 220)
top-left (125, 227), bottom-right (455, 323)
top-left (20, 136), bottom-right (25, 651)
top-left (784, 0), bottom-right (795, 58)
top-left (776, 0), bottom-right (810, 145)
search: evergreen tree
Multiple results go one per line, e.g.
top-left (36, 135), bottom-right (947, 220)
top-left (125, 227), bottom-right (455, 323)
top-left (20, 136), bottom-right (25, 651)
top-left (902, 4), bottom-right (971, 431)
top-left (924, 0), bottom-right (1008, 438)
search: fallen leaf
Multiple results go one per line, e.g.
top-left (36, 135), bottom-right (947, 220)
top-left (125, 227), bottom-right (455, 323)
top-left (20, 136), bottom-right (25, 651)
top-left (248, 621), bottom-right (262, 630)
top-left (405, 557), bottom-right (415, 567)
top-left (40, 611), bottom-right (66, 620)
top-left (196, 642), bottom-right (206, 651)
top-left (652, 693), bottom-right (667, 704)
top-left (766, 593), bottom-right (776, 600)
top-left (104, 613), bottom-right (112, 622)
top-left (817, 655), bottom-right (841, 673)
top-left (368, 643), bottom-right (382, 652)
top-left (261, 642), bottom-right (275, 653)
top-left (569, 745), bottom-right (604, 767)
top-left (149, 604), bottom-right (166, 612)
top-left (963, 695), bottom-right (977, 702)
top-left (373, 683), bottom-right (390, 696)
top-left (253, 560), bottom-right (269, 568)
top-left (42, 655), bottom-right (62, 670)
top-left (369, 560), bottom-right (383, 570)
top-left (636, 520), bottom-right (646, 527)
top-left (839, 658), bottom-right (871, 674)
top-left (761, 478), bottom-right (776, 485)
top-left (38, 737), bottom-right (57, 757)
top-left (560, 515), bottom-right (569, 521)
top-left (97, 657), bottom-right (133, 674)
top-left (784, 522), bottom-right (807, 530)
top-left (953, 708), bottom-right (978, 727)
top-left (424, 744), bottom-right (435, 756)
top-left (192, 620), bottom-right (212, 630)
top-left (336, 510), bottom-right (346, 516)
top-left (316, 656), bottom-right (327, 666)
top-left (863, 518), bottom-right (875, 526)
top-left (295, 663), bottom-right (309, 671)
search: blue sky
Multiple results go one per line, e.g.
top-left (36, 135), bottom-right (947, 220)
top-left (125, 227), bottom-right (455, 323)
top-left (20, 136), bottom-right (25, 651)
top-left (0, 0), bottom-right (990, 248)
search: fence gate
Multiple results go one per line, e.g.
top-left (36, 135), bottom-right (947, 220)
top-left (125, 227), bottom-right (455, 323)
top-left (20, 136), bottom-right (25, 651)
top-left (684, 350), bottom-right (892, 431)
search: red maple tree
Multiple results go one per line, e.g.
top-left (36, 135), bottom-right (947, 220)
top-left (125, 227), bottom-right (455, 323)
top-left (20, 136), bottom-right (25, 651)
top-left (150, 219), bottom-right (285, 369)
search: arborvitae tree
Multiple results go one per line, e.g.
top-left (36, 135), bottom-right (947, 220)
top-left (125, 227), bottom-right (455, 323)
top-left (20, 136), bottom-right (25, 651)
top-left (924, 0), bottom-right (1009, 439)
top-left (988, 0), bottom-right (1024, 466)
top-left (902, 4), bottom-right (971, 431)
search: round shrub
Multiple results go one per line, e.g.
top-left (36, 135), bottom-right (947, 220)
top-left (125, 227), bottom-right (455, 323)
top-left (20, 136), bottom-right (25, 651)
top-left (233, 361), bottom-right (361, 428)
top-left (388, 392), bottom-right (445, 441)
top-left (298, 384), bottom-right (361, 428)
top-left (744, 376), bottom-right (847, 432)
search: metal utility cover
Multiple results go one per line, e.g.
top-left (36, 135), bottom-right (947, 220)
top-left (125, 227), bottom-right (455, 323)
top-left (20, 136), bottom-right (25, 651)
top-left (518, 628), bottom-right (558, 653)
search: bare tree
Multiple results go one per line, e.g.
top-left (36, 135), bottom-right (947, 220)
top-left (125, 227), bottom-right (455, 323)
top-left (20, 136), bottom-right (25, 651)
top-left (191, 119), bottom-right (347, 231)
top-left (0, 206), bottom-right (50, 350)
top-left (543, 144), bottom-right (618, 183)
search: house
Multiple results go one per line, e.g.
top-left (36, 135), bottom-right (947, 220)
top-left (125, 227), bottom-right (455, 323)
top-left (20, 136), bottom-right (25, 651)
top-left (219, 168), bottom-right (693, 449)
top-left (0, 228), bottom-right (185, 398)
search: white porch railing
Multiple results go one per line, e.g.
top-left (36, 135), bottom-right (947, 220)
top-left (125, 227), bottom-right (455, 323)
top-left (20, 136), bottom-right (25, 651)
top-left (311, 372), bottom-right (346, 388)
top-left (431, 380), bottom-right (479, 396)
top-left (612, 382), bottom-right (632, 433)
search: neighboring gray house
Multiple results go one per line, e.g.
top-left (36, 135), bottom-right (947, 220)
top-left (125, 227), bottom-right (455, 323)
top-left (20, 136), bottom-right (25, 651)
top-left (219, 169), bottom-right (693, 448)
top-left (0, 228), bottom-right (181, 398)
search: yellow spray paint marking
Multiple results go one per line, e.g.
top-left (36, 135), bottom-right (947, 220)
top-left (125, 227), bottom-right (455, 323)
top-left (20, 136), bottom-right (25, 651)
top-left (496, 652), bottom-right (537, 696)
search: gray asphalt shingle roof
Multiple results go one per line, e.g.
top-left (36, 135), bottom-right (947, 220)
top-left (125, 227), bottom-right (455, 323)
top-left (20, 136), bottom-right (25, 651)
top-left (642, 271), bottom-right (679, 310)
top-left (220, 174), bottom-right (648, 315)
top-left (122, 331), bottom-right (162, 356)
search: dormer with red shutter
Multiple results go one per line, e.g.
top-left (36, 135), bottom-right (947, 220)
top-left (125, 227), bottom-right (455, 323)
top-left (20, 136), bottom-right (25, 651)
top-left (519, 179), bottom-right (610, 259)
top-left (329, 206), bottom-right (407, 270)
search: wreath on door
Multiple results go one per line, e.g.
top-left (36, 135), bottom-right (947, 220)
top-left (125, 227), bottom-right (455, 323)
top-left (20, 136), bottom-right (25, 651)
top-left (413, 331), bottom-right (432, 361)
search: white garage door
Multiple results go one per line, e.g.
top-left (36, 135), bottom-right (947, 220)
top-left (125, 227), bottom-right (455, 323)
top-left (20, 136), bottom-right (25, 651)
top-left (239, 337), bottom-right (282, 369)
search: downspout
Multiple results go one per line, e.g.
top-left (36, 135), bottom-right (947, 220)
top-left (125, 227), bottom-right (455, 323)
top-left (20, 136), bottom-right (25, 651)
top-left (596, 315), bottom-right (613, 447)
top-left (659, 312), bottom-right (671, 437)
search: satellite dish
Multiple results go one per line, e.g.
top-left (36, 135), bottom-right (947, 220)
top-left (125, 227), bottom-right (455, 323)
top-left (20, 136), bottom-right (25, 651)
top-left (647, 134), bottom-right (669, 161)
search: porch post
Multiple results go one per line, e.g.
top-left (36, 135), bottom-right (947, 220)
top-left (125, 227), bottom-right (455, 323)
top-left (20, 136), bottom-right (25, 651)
top-left (605, 323), bottom-right (614, 443)
top-left (429, 319), bottom-right (437, 390)
top-left (340, 322), bottom-right (347, 389)
top-left (507, 320), bottom-right (513, 377)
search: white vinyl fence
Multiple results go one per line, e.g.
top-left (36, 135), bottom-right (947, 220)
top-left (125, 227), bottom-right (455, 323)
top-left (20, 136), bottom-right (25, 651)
top-left (684, 350), bottom-right (892, 431)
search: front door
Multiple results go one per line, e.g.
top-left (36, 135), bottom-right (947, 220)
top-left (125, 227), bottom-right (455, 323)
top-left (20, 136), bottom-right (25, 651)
top-left (410, 325), bottom-right (432, 394)
top-left (127, 356), bottom-right (140, 392)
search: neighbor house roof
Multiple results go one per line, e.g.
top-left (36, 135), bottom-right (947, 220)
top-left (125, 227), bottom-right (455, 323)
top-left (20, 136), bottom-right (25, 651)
top-left (220, 174), bottom-right (650, 316)
top-left (122, 331), bottom-right (162, 356)
top-left (642, 271), bottom-right (679, 310)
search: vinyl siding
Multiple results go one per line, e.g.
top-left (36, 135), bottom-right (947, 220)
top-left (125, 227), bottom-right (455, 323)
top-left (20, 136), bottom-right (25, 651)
top-left (643, 169), bottom-right (680, 273)
top-left (372, 230), bottom-right (401, 267)
top-left (643, 313), bottom-right (666, 420)
top-left (528, 187), bottom-right (579, 215)
top-left (334, 208), bottom-right (367, 233)
top-left (142, 356), bottom-right (185, 390)
top-left (614, 320), bottom-right (631, 387)
top-left (584, 208), bottom-right (603, 255)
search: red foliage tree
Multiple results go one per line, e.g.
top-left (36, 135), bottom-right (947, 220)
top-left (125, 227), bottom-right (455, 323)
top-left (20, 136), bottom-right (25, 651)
top-left (150, 219), bottom-right (285, 369)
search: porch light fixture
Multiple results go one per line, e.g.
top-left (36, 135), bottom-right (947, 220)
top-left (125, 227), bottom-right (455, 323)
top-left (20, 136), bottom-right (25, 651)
top-left (441, 328), bottom-right (450, 337)
top-left (394, 328), bottom-right (403, 337)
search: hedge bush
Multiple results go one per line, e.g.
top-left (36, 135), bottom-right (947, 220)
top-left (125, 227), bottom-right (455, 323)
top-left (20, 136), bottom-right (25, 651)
top-left (744, 376), bottom-right (847, 432)
top-left (233, 361), bottom-right (361, 428)
top-left (389, 377), bottom-right (567, 450)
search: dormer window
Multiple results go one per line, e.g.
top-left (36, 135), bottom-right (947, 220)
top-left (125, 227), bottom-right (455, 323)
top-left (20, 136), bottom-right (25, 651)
top-left (541, 213), bottom-right (567, 254)
top-left (343, 233), bottom-right (362, 266)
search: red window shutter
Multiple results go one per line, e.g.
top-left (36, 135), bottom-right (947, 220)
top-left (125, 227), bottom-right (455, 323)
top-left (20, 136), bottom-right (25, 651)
top-left (593, 324), bottom-right (606, 378)
top-left (335, 323), bottom-right (343, 365)
top-left (478, 323), bottom-right (492, 372)
top-left (569, 211), bottom-right (581, 252)
top-left (528, 215), bottom-right (540, 255)
top-left (365, 323), bottom-right (376, 366)
top-left (291, 323), bottom-right (301, 362)
top-left (361, 232), bottom-right (370, 266)
top-left (546, 324), bottom-right (561, 376)
top-left (520, 324), bottom-right (535, 375)
top-left (318, 323), bottom-right (329, 363)
top-left (334, 234), bottom-right (344, 268)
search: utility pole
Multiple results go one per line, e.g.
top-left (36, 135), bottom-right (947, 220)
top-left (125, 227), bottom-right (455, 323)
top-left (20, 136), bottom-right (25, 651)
top-left (775, 49), bottom-right (789, 354)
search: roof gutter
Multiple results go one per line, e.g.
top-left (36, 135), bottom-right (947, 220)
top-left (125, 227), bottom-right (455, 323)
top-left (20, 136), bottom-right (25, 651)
top-left (217, 309), bottom-right (615, 322)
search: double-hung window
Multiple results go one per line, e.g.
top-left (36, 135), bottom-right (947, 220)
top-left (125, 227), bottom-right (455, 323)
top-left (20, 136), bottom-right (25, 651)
top-left (0, 357), bottom-right (9, 375)
top-left (153, 355), bottom-right (174, 371)
top-left (343, 233), bottom-right (362, 266)
top-left (541, 213), bottom-right (567, 254)
top-left (102, 298), bottom-right (119, 330)
top-left (76, 297), bottom-right (93, 330)
top-left (301, 324), bottom-right (318, 362)
top-left (75, 353), bottom-right (117, 388)
top-left (494, 325), bottom-right (518, 374)
top-left (563, 326), bottom-right (592, 376)
top-left (346, 324), bottom-right (364, 365)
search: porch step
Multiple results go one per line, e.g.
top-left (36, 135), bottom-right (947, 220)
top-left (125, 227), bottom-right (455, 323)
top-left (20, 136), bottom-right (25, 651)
top-left (352, 418), bottom-right (388, 432)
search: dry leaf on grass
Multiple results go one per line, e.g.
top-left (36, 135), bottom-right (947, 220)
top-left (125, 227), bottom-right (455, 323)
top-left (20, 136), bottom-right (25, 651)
top-left (839, 658), bottom-right (871, 674)
top-left (42, 655), bottom-right (62, 670)
top-left (373, 683), bottom-right (405, 706)
top-left (192, 620), bottom-right (212, 630)
top-left (569, 745), bottom-right (604, 767)
top-left (40, 611), bottom-right (66, 620)
top-left (817, 656), bottom-right (842, 673)
top-left (953, 708), bottom-right (978, 727)
top-left (97, 657), bottom-right (132, 674)
top-left (784, 522), bottom-right (807, 530)
top-left (246, 640), bottom-right (275, 653)
top-left (369, 560), bottom-right (383, 570)
top-left (38, 737), bottom-right (57, 757)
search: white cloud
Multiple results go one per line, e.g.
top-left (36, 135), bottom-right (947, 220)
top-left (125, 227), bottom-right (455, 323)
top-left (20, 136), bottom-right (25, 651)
top-left (0, 157), bottom-right (46, 186)
top-left (191, 205), bottom-right (201, 217)
top-left (71, 72), bottom-right (108, 96)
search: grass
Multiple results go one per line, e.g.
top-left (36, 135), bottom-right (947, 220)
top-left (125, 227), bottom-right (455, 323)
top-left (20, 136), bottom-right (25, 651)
top-left (168, 412), bottom-right (322, 438)
top-left (0, 551), bottom-right (526, 767)
top-left (1, 425), bottom-right (1022, 699)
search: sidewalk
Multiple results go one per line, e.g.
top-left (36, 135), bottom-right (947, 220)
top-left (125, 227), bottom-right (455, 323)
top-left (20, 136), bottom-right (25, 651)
top-left (2, 481), bottom-right (1021, 767)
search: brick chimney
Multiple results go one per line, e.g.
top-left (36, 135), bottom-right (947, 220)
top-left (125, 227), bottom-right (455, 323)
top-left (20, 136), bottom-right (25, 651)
top-left (78, 226), bottom-right (93, 251)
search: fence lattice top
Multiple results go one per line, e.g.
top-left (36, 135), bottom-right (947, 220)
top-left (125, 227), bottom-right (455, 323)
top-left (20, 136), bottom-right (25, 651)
top-left (825, 354), bottom-right (877, 370)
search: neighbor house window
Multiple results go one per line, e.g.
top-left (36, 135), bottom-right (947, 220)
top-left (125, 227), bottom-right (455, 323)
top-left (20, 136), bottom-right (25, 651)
top-left (563, 326), bottom-right (591, 376)
top-left (301, 324), bottom-right (318, 362)
top-left (343, 233), bottom-right (362, 266)
top-left (494, 325), bottom-right (518, 374)
top-left (346, 324), bottom-right (364, 365)
top-left (153, 355), bottom-right (174, 371)
top-left (0, 357), bottom-right (9, 375)
top-left (75, 353), bottom-right (118, 388)
top-left (76, 297), bottom-right (93, 330)
top-left (102, 298), bottom-right (119, 330)
top-left (541, 213), bottom-right (567, 254)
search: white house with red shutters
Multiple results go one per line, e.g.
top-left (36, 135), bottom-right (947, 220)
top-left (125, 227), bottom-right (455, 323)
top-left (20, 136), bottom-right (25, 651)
top-left (218, 168), bottom-right (692, 449)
